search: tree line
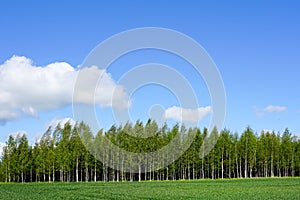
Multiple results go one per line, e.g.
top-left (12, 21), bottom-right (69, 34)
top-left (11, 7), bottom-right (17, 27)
top-left (0, 120), bottom-right (299, 182)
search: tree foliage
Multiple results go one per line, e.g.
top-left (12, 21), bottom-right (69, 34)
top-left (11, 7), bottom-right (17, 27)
top-left (0, 121), bottom-right (299, 182)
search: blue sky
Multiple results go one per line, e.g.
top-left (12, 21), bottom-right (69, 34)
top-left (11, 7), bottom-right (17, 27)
top-left (0, 0), bottom-right (300, 144)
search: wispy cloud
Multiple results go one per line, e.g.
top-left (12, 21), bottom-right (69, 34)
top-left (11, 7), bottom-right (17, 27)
top-left (0, 56), bottom-right (130, 125)
top-left (255, 105), bottom-right (287, 117)
top-left (263, 105), bottom-right (286, 113)
top-left (164, 106), bottom-right (212, 123)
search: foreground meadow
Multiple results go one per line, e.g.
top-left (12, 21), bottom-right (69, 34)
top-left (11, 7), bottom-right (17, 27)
top-left (0, 178), bottom-right (299, 199)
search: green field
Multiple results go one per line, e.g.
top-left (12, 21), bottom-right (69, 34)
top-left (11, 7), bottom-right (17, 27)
top-left (0, 178), bottom-right (299, 199)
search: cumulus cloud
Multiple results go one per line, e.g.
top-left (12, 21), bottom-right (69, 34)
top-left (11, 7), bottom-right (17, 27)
top-left (0, 111), bottom-right (18, 125)
top-left (255, 105), bottom-right (287, 117)
top-left (0, 56), bottom-right (130, 125)
top-left (73, 66), bottom-right (130, 109)
top-left (164, 106), bottom-right (212, 123)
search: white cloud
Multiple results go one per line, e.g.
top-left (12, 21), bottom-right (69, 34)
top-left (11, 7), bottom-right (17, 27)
top-left (73, 66), bottom-right (130, 110)
top-left (255, 105), bottom-right (287, 117)
top-left (22, 106), bottom-right (38, 118)
top-left (164, 106), bottom-right (212, 123)
top-left (0, 110), bottom-right (18, 125)
top-left (263, 105), bottom-right (286, 113)
top-left (0, 142), bottom-right (6, 157)
top-left (0, 56), bottom-right (130, 125)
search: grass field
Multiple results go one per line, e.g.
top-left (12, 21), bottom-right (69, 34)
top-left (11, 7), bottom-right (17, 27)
top-left (0, 178), bottom-right (299, 199)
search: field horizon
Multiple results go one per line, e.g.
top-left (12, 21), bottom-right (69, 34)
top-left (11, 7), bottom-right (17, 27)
top-left (0, 177), bottom-right (299, 199)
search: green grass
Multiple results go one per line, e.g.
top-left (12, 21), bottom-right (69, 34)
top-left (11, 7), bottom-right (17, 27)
top-left (0, 178), bottom-right (299, 199)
